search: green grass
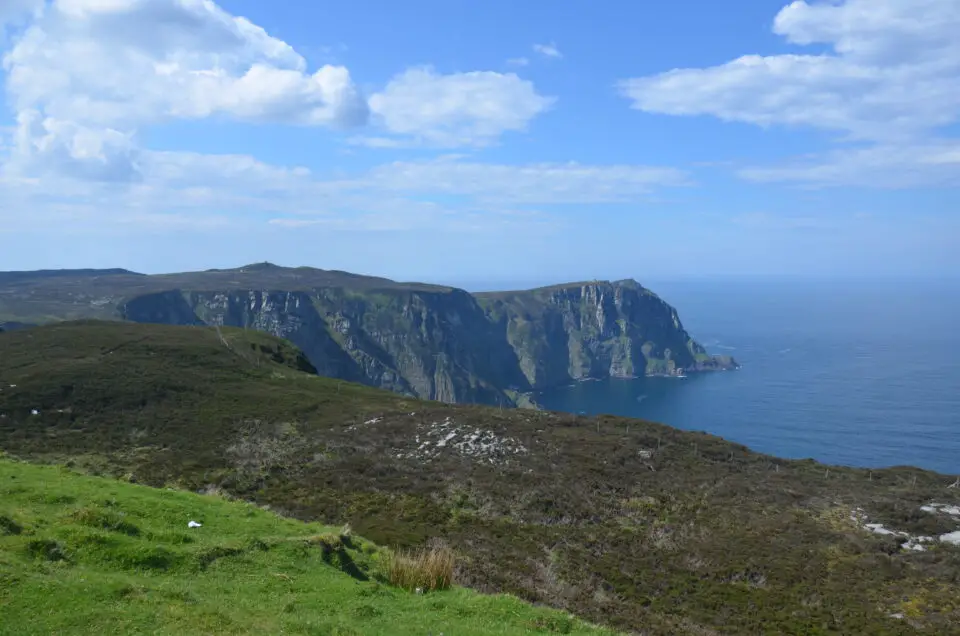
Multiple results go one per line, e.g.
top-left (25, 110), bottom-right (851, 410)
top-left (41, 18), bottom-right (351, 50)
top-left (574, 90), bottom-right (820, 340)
top-left (0, 458), bottom-right (615, 636)
top-left (2, 321), bottom-right (959, 634)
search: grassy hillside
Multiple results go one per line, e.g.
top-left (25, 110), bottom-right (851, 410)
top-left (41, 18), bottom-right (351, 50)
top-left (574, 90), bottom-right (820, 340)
top-left (1, 322), bottom-right (959, 634)
top-left (0, 458), bottom-right (611, 635)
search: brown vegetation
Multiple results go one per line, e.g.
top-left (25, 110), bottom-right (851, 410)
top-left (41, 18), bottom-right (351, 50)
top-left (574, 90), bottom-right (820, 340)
top-left (383, 544), bottom-right (456, 593)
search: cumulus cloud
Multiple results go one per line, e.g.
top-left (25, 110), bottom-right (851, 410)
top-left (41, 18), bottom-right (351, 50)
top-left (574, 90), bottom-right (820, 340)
top-left (0, 1), bottom-right (671, 232)
top-left (618, 0), bottom-right (960, 186)
top-left (1, 0), bottom-right (557, 176)
top-left (367, 67), bottom-right (554, 148)
top-left (4, 0), bottom-right (366, 128)
top-left (13, 110), bottom-right (142, 181)
top-left (2, 0), bottom-right (367, 179)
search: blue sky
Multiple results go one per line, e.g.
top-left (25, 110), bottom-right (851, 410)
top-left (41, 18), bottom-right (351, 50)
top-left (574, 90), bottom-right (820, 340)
top-left (0, 0), bottom-right (957, 286)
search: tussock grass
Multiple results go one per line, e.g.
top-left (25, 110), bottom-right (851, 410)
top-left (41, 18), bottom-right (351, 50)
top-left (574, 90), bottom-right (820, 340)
top-left (384, 545), bottom-right (456, 592)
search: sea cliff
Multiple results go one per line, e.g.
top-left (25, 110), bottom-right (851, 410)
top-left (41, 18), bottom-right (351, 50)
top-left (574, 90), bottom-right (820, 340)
top-left (0, 265), bottom-right (737, 406)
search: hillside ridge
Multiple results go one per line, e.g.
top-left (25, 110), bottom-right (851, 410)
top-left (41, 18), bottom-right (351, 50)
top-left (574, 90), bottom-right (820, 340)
top-left (0, 265), bottom-right (737, 406)
top-left (0, 321), bottom-right (958, 634)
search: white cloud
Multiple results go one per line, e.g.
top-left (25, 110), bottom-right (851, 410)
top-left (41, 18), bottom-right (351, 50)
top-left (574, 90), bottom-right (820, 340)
top-left (0, 1), bottom-right (674, 234)
top-left (533, 43), bottom-right (562, 59)
top-left (13, 110), bottom-right (142, 181)
top-left (0, 131), bottom-right (689, 232)
top-left (346, 157), bottom-right (688, 204)
top-left (507, 57), bottom-right (530, 67)
top-left (2, 1), bottom-right (556, 173)
top-left (367, 67), bottom-right (554, 147)
top-left (739, 140), bottom-right (960, 187)
top-left (2, 0), bottom-right (368, 179)
top-left (618, 0), bottom-right (960, 186)
top-left (184, 154), bottom-right (687, 213)
top-left (6, 0), bottom-right (368, 127)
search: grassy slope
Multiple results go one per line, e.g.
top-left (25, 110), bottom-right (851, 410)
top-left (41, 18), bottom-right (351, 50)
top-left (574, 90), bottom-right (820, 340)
top-left (1, 322), bottom-right (959, 634)
top-left (0, 459), bottom-right (611, 636)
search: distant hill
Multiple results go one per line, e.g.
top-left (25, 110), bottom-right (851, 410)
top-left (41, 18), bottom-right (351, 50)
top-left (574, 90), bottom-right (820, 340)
top-left (0, 263), bottom-right (736, 407)
top-left (0, 321), bottom-right (957, 634)
top-left (0, 268), bottom-right (143, 286)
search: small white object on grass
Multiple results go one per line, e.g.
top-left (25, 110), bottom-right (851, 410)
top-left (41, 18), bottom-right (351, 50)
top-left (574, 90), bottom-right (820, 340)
top-left (188, 520), bottom-right (203, 528)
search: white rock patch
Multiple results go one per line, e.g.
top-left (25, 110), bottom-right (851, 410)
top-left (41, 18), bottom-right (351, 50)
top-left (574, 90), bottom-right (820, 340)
top-left (921, 503), bottom-right (960, 517)
top-left (396, 416), bottom-right (528, 465)
top-left (853, 505), bottom-right (960, 552)
top-left (347, 416), bottom-right (384, 431)
top-left (941, 532), bottom-right (960, 546)
top-left (864, 523), bottom-right (897, 536)
top-left (902, 536), bottom-right (936, 552)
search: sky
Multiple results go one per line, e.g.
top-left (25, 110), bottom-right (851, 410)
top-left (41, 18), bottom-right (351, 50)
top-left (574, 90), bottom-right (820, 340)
top-left (0, 0), bottom-right (957, 286)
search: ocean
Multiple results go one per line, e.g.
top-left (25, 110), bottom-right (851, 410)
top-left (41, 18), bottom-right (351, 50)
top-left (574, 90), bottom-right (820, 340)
top-left (533, 279), bottom-right (960, 475)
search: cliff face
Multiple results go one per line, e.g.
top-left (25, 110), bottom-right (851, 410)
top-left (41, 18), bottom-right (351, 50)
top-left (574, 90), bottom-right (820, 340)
top-left (3, 265), bottom-right (735, 406)
top-left (477, 280), bottom-right (735, 387)
top-left (121, 287), bottom-right (526, 405)
top-left (118, 276), bottom-right (735, 406)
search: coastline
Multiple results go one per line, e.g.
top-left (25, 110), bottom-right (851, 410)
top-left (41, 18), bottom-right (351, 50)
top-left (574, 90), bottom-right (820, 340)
top-left (521, 356), bottom-right (741, 408)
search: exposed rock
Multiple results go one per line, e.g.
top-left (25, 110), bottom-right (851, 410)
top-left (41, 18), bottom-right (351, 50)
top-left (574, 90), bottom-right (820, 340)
top-left (476, 280), bottom-right (738, 385)
top-left (941, 532), bottom-right (960, 546)
top-left (921, 503), bottom-right (960, 517)
top-left (395, 416), bottom-right (528, 465)
top-left (853, 505), bottom-right (960, 552)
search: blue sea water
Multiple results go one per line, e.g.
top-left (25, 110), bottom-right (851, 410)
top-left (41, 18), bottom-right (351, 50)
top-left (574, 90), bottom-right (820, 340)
top-left (534, 279), bottom-right (960, 475)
